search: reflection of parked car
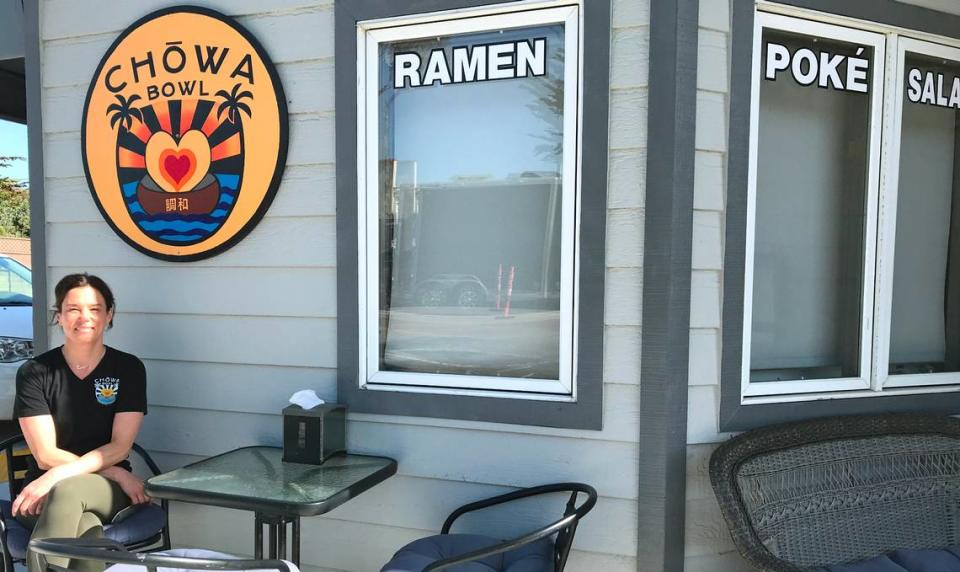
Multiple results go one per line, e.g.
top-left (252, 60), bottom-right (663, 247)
top-left (414, 274), bottom-right (489, 307)
top-left (0, 257), bottom-right (32, 420)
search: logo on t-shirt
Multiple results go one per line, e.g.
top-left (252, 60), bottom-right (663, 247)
top-left (94, 377), bottom-right (120, 405)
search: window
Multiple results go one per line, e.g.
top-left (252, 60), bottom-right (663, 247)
top-left (335, 0), bottom-right (609, 428)
top-left (361, 6), bottom-right (579, 397)
top-left (736, 8), bottom-right (960, 404)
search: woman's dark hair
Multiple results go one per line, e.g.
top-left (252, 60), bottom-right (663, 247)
top-left (51, 273), bottom-right (116, 328)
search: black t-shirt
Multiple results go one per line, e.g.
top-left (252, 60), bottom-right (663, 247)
top-left (14, 346), bottom-right (147, 477)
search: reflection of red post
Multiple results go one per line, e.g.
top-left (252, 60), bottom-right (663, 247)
top-left (496, 263), bottom-right (503, 310)
top-left (503, 265), bottom-right (516, 318)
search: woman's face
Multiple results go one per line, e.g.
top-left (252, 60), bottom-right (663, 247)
top-left (58, 285), bottom-right (112, 345)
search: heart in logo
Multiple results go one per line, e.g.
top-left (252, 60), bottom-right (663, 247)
top-left (144, 130), bottom-right (211, 193)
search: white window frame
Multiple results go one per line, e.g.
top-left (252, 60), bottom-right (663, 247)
top-left (873, 36), bottom-right (960, 390)
top-left (741, 12), bottom-right (886, 399)
top-left (355, 3), bottom-right (583, 399)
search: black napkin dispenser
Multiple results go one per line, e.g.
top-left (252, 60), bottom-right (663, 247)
top-left (282, 403), bottom-right (346, 464)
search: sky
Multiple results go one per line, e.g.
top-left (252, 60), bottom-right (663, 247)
top-left (0, 119), bottom-right (29, 183)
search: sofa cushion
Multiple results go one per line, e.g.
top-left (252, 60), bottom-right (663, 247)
top-left (381, 534), bottom-right (553, 572)
top-left (813, 546), bottom-right (960, 571)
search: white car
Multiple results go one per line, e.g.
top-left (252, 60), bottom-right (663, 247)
top-left (0, 256), bottom-right (33, 420)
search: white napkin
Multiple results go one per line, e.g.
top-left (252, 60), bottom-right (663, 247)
top-left (288, 389), bottom-right (324, 410)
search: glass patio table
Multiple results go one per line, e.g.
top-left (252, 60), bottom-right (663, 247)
top-left (145, 446), bottom-right (397, 566)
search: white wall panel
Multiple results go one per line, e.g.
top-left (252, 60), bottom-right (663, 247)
top-left (698, 29), bottom-right (729, 93)
top-left (56, 313), bottom-right (337, 367)
top-left (611, 27), bottom-right (649, 89)
top-left (607, 149), bottom-right (646, 209)
top-left (350, 382), bottom-right (640, 444)
top-left (604, 325), bottom-right (641, 385)
top-left (49, 266), bottom-right (337, 317)
top-left (144, 361), bottom-right (337, 413)
top-left (612, 0), bottom-right (650, 28)
top-left (692, 210), bottom-right (723, 271)
top-left (605, 268), bottom-right (643, 326)
top-left (606, 209), bottom-right (644, 268)
top-left (690, 270), bottom-right (721, 329)
top-left (42, 0), bottom-right (333, 42)
top-left (694, 151), bottom-right (725, 211)
top-left (695, 91), bottom-right (728, 152)
top-left (45, 217), bottom-right (336, 268)
top-left (700, 0), bottom-right (731, 32)
top-left (609, 89), bottom-right (648, 150)
top-left (689, 329), bottom-right (720, 386)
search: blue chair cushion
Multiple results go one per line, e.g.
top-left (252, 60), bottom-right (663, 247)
top-left (814, 546), bottom-right (960, 571)
top-left (0, 500), bottom-right (30, 560)
top-left (0, 500), bottom-right (164, 560)
top-left (381, 534), bottom-right (554, 572)
top-left (103, 503), bottom-right (166, 545)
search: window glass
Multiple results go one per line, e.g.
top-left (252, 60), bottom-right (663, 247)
top-left (376, 24), bottom-right (566, 380)
top-left (889, 53), bottom-right (960, 375)
top-left (750, 29), bottom-right (873, 382)
top-left (0, 257), bottom-right (30, 304)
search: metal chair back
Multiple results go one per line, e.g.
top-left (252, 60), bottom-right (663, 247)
top-left (0, 433), bottom-right (171, 572)
top-left (30, 538), bottom-right (292, 572)
top-left (426, 482), bottom-right (598, 572)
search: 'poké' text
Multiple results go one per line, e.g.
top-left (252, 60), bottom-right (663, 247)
top-left (907, 68), bottom-right (960, 109)
top-left (764, 42), bottom-right (870, 93)
top-left (103, 41), bottom-right (255, 101)
top-left (394, 38), bottom-right (547, 89)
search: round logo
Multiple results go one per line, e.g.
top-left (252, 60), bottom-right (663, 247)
top-left (82, 7), bottom-right (288, 261)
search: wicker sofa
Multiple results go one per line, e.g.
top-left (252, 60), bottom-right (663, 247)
top-left (709, 414), bottom-right (960, 571)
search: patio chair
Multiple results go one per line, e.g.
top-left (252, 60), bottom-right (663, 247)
top-left (709, 414), bottom-right (960, 571)
top-left (29, 537), bottom-right (295, 572)
top-left (0, 433), bottom-right (169, 572)
top-left (381, 482), bottom-right (597, 572)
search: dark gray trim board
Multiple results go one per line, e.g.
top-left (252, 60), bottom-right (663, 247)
top-left (778, 0), bottom-right (960, 41)
top-left (720, 0), bottom-right (960, 432)
top-left (23, 0), bottom-right (47, 353)
top-left (637, 0), bottom-right (699, 570)
top-left (334, 0), bottom-right (610, 429)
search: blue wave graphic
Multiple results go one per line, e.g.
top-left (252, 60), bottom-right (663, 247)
top-left (216, 174), bottom-right (240, 188)
top-left (122, 174), bottom-right (241, 245)
top-left (158, 234), bottom-right (206, 242)
top-left (138, 220), bottom-right (221, 232)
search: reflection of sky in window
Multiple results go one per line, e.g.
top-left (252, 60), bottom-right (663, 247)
top-left (381, 25), bottom-right (564, 185)
top-left (0, 120), bottom-right (28, 183)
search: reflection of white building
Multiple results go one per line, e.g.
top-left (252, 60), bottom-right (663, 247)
top-left (387, 164), bottom-right (561, 303)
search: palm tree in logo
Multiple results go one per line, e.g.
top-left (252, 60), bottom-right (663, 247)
top-left (216, 83), bottom-right (253, 125)
top-left (106, 94), bottom-right (143, 131)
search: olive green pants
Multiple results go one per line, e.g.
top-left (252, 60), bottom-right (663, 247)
top-left (18, 474), bottom-right (130, 572)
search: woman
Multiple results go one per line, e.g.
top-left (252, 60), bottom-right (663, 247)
top-left (13, 273), bottom-right (148, 572)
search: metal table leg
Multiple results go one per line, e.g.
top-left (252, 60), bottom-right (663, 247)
top-left (254, 513), bottom-right (301, 567)
top-left (292, 518), bottom-right (300, 566)
top-left (254, 513), bottom-right (263, 559)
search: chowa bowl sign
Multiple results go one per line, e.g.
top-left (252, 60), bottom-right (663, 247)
top-left (82, 6), bottom-right (288, 261)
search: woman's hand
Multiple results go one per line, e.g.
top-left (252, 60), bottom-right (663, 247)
top-left (112, 470), bottom-right (149, 505)
top-left (11, 466), bottom-right (66, 516)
